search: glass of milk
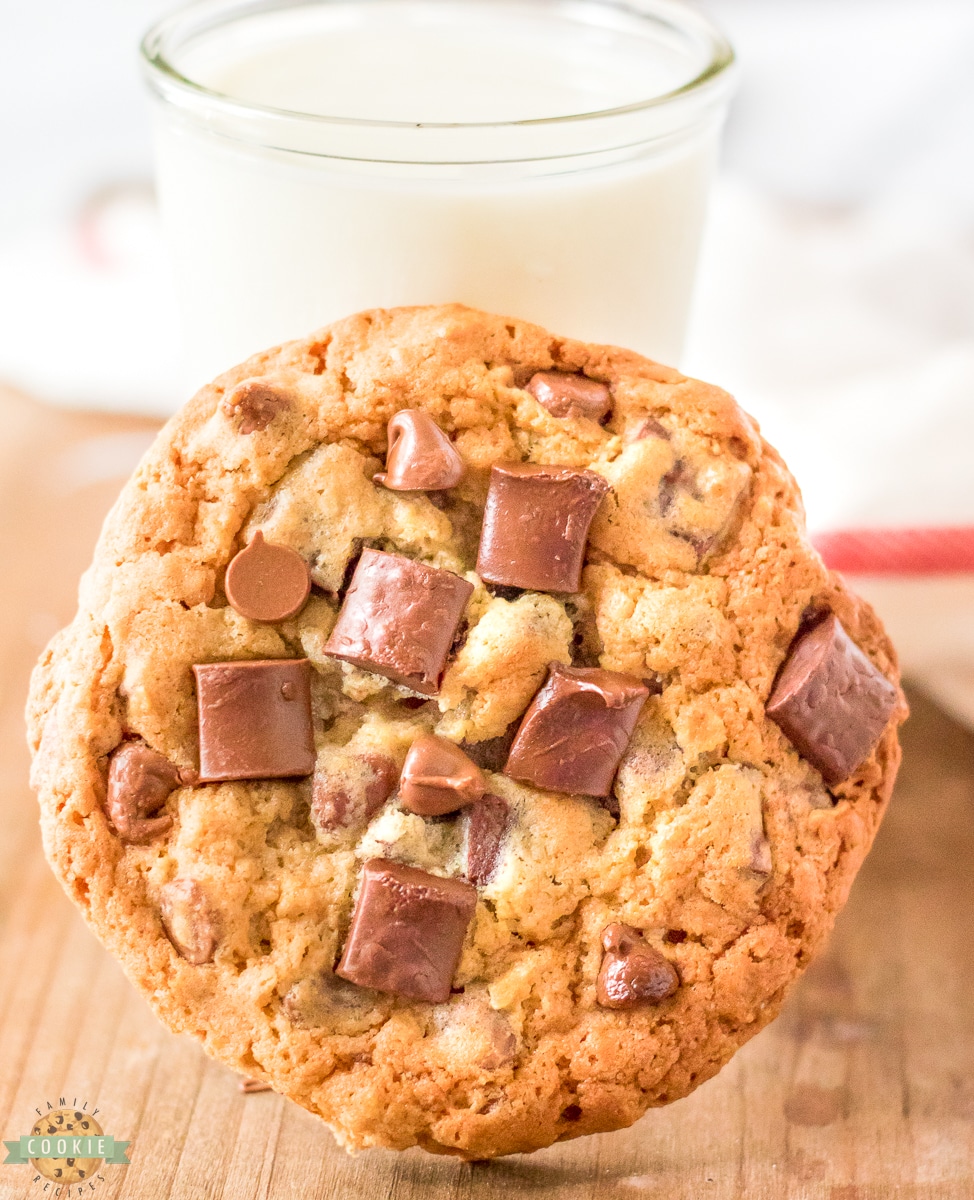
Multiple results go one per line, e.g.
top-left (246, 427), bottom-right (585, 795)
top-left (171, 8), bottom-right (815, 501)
top-left (141, 0), bottom-right (734, 387)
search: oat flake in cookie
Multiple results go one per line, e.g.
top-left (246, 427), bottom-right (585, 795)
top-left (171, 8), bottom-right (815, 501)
top-left (26, 305), bottom-right (905, 1159)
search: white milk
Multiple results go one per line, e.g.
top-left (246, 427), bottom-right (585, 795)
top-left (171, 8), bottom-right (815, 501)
top-left (143, 0), bottom-right (734, 388)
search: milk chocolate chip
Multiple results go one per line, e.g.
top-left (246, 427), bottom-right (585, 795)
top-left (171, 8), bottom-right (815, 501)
top-left (193, 659), bottom-right (316, 782)
top-left (465, 794), bottom-right (511, 886)
top-left (159, 879), bottom-right (219, 965)
top-left (766, 613), bottom-right (897, 785)
top-left (375, 410), bottom-right (464, 491)
top-left (221, 380), bottom-right (291, 434)
top-left (400, 734), bottom-right (485, 816)
top-left (225, 531), bottom-right (311, 623)
top-left (597, 923), bottom-right (679, 1009)
top-left (337, 859), bottom-right (477, 1003)
top-left (324, 549), bottom-right (473, 695)
top-left (105, 742), bottom-right (180, 843)
top-left (312, 753), bottom-right (398, 833)
top-left (526, 371), bottom-right (612, 423)
top-left (505, 664), bottom-right (649, 796)
top-left (476, 464), bottom-right (609, 593)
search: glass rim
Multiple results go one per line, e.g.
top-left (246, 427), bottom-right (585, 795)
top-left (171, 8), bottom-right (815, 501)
top-left (140, 0), bottom-right (736, 134)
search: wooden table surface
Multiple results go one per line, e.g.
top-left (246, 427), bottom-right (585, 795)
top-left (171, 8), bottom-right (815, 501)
top-left (0, 385), bottom-right (971, 1200)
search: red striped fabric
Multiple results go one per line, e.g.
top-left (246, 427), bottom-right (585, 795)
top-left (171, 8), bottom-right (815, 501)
top-left (812, 527), bottom-right (974, 575)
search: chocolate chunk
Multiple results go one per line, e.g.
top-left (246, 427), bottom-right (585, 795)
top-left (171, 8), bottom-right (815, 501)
top-left (479, 1010), bottom-right (518, 1069)
top-left (193, 659), bottom-right (316, 782)
top-left (476, 464), bottom-right (609, 593)
top-left (323, 549), bottom-right (473, 695)
top-left (625, 416), bottom-right (670, 442)
top-left (312, 753), bottom-right (398, 833)
top-left (766, 613), bottom-right (897, 785)
top-left (526, 371), bottom-right (612, 423)
top-left (459, 722), bottom-right (519, 772)
top-left (283, 971), bottom-right (388, 1030)
top-left (374, 410), bottom-right (464, 491)
top-left (505, 664), bottom-right (649, 796)
top-left (596, 923), bottom-right (679, 1009)
top-left (658, 460), bottom-right (695, 517)
top-left (225, 531), bottom-right (311, 623)
top-left (221, 380), bottom-right (291, 433)
top-left (432, 998), bottom-right (518, 1069)
top-left (465, 794), bottom-right (510, 886)
top-left (239, 1078), bottom-right (273, 1094)
top-left (159, 879), bottom-right (219, 965)
top-left (749, 832), bottom-right (773, 879)
top-left (337, 859), bottom-right (477, 1002)
top-left (105, 742), bottom-right (178, 843)
top-left (400, 734), bottom-right (485, 816)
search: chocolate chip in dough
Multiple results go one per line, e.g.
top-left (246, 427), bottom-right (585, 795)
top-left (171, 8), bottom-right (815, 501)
top-left (464, 794), bottom-right (511, 886)
top-left (766, 613), bottom-right (897, 785)
top-left (625, 416), bottom-right (670, 443)
top-left (505, 664), bottom-right (649, 797)
top-left (105, 742), bottom-right (179, 843)
top-left (400, 734), bottom-right (485, 816)
top-left (459, 722), bottom-right (519, 772)
top-left (225, 531), bottom-right (311, 623)
top-left (324, 549), bottom-right (473, 695)
top-left (337, 859), bottom-right (477, 1003)
top-left (476, 464), bottom-right (609, 593)
top-left (657, 460), bottom-right (696, 517)
top-left (596, 923), bottom-right (679, 1009)
top-left (526, 371), bottom-right (612, 423)
top-left (374, 410), bottom-right (464, 491)
top-left (478, 1009), bottom-right (518, 1069)
top-left (283, 971), bottom-right (389, 1032)
top-left (221, 380), bottom-right (291, 434)
top-left (312, 753), bottom-right (398, 833)
top-left (431, 997), bottom-right (518, 1070)
top-left (193, 659), bottom-right (316, 782)
top-left (749, 832), bottom-right (773, 879)
top-left (159, 879), bottom-right (219, 965)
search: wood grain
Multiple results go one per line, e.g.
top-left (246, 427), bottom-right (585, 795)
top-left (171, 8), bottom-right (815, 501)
top-left (0, 385), bottom-right (971, 1199)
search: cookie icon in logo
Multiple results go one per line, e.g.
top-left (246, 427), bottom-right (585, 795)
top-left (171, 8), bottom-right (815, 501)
top-left (28, 1109), bottom-right (104, 1184)
top-left (4, 1098), bottom-right (128, 1188)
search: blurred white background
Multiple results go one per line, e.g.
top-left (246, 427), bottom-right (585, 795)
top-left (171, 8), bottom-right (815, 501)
top-left (2, 0), bottom-right (973, 411)
top-left (0, 0), bottom-right (178, 410)
top-left (1, 0), bottom-right (973, 713)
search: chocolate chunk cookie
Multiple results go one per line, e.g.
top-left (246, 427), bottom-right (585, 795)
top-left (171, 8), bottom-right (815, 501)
top-left (26, 305), bottom-right (905, 1159)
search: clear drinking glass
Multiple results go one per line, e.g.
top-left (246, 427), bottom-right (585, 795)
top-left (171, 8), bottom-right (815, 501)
top-left (141, 0), bottom-right (734, 388)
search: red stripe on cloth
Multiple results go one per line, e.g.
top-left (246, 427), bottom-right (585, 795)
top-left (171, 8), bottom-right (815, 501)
top-left (812, 527), bottom-right (974, 574)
